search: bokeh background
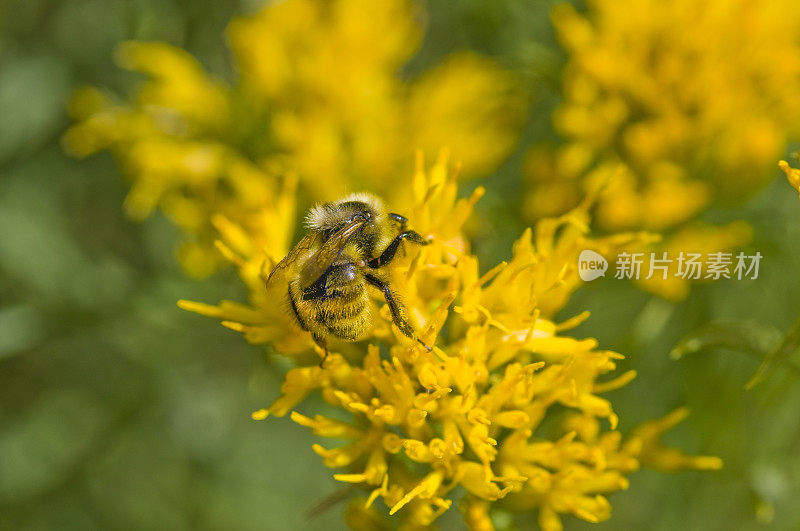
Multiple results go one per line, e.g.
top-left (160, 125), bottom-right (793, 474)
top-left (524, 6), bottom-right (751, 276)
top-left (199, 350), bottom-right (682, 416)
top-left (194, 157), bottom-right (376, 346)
top-left (2, 0), bottom-right (800, 529)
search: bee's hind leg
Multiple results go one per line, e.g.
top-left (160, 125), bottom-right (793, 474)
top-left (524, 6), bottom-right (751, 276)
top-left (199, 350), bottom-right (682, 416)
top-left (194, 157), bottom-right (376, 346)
top-left (364, 273), bottom-right (432, 352)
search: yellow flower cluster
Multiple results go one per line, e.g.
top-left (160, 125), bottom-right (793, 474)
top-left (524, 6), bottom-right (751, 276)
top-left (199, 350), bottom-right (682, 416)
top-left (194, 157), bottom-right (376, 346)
top-left (63, 0), bottom-right (524, 277)
top-left (525, 0), bottom-right (800, 298)
top-left (183, 154), bottom-right (720, 530)
top-left (530, 0), bottom-right (800, 223)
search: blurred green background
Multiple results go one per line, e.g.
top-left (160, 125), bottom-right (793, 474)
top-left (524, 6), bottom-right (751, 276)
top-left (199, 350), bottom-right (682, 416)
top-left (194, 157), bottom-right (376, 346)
top-left (1, 0), bottom-right (799, 529)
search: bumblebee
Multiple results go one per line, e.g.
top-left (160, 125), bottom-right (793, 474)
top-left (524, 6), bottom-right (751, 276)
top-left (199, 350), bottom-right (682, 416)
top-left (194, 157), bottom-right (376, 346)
top-left (268, 192), bottom-right (431, 358)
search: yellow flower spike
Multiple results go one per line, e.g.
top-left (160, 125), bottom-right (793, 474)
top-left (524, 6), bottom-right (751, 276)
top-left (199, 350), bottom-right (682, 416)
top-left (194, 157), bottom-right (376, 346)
top-left (494, 473), bottom-right (528, 486)
top-left (210, 215), bottom-right (255, 260)
top-left (428, 438), bottom-right (449, 460)
top-left (585, 471), bottom-right (630, 493)
top-left (211, 240), bottom-right (246, 269)
top-left (456, 462), bottom-right (511, 501)
top-left (567, 495), bottom-right (610, 524)
top-left (626, 408), bottom-right (723, 472)
top-left (334, 442), bottom-right (389, 486)
top-left (459, 386), bottom-right (479, 414)
top-left (442, 418), bottom-right (465, 455)
top-left (780, 160), bottom-right (800, 198)
top-left (250, 408), bottom-right (269, 421)
top-left (266, 365), bottom-right (326, 417)
top-left (373, 404), bottom-right (397, 423)
top-left (333, 473), bottom-right (369, 484)
top-left (290, 411), bottom-right (364, 439)
top-left (524, 361), bottom-right (547, 374)
top-left (574, 394), bottom-right (618, 430)
top-left (365, 474), bottom-right (390, 509)
top-left (478, 305), bottom-right (512, 333)
top-left (568, 378), bottom-right (578, 401)
top-left (312, 440), bottom-right (372, 468)
top-left (562, 414), bottom-right (600, 445)
top-left (406, 408), bottom-right (428, 428)
top-left (218, 320), bottom-right (247, 333)
top-left (402, 439), bottom-right (436, 463)
top-left (462, 496), bottom-right (494, 531)
top-left (538, 505), bottom-right (564, 531)
top-left (116, 41), bottom-right (229, 125)
top-left (467, 424), bottom-right (499, 464)
top-left (363, 444), bottom-right (389, 485)
top-left (389, 470), bottom-right (446, 515)
top-left (176, 299), bottom-right (227, 320)
top-left (430, 345), bottom-right (451, 363)
top-left (418, 291), bottom-right (457, 342)
top-left (445, 357), bottom-right (479, 394)
top-left (593, 370), bottom-right (638, 393)
top-left (344, 401), bottom-right (370, 415)
top-left (382, 433), bottom-right (404, 454)
top-left (494, 410), bottom-right (531, 429)
top-left (555, 310), bottom-right (591, 332)
top-left (467, 408), bottom-right (492, 426)
top-left (522, 467), bottom-right (554, 495)
top-left (417, 361), bottom-right (440, 390)
top-left (413, 388), bottom-right (450, 411)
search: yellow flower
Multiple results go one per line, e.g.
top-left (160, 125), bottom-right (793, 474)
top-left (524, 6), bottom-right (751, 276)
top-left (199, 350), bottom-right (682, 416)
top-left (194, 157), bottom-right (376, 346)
top-left (63, 0), bottom-right (524, 276)
top-left (182, 154), bottom-right (719, 529)
top-left (524, 0), bottom-right (800, 298)
top-left (779, 160), bottom-right (800, 199)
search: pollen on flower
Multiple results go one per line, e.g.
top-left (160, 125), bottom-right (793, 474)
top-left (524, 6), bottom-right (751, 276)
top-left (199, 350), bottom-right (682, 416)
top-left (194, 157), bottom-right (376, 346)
top-left (180, 153), bottom-right (720, 529)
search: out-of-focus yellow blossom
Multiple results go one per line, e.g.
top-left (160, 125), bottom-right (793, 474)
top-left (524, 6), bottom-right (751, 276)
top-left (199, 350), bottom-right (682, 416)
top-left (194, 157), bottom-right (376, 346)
top-left (176, 174), bottom-right (310, 355)
top-left (532, 0), bottom-right (800, 218)
top-left (183, 154), bottom-right (720, 529)
top-left (63, 0), bottom-right (524, 276)
top-left (779, 160), bottom-right (800, 200)
top-left (525, 0), bottom-right (800, 298)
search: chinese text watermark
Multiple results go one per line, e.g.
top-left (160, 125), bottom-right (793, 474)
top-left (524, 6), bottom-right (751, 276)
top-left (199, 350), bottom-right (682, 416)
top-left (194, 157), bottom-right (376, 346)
top-left (578, 251), bottom-right (762, 282)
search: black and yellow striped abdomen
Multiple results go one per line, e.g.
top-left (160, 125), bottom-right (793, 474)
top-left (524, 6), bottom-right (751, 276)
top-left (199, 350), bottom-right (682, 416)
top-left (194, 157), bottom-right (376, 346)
top-left (288, 261), bottom-right (371, 342)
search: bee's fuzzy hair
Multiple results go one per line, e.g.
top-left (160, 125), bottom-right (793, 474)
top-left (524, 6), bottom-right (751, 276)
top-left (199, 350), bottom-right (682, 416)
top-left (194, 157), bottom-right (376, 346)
top-left (305, 192), bottom-right (386, 231)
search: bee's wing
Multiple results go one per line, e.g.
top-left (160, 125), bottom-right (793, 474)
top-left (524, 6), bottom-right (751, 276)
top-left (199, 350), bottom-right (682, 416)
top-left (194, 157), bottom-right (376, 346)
top-left (298, 218), bottom-right (365, 289)
top-left (266, 232), bottom-right (321, 287)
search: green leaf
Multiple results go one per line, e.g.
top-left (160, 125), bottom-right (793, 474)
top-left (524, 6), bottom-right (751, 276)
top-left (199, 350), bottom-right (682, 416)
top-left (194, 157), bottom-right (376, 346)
top-left (670, 319), bottom-right (800, 388)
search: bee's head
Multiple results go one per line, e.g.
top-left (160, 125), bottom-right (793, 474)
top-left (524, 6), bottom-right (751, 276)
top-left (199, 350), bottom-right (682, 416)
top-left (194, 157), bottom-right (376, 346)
top-left (305, 192), bottom-right (389, 257)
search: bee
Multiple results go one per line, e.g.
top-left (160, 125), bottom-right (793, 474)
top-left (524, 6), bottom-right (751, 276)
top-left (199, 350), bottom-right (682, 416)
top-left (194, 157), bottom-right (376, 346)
top-left (267, 192), bottom-right (431, 359)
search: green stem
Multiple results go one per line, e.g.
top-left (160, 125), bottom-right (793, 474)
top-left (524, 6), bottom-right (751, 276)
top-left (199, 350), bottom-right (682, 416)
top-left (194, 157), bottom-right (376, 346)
top-left (746, 313), bottom-right (800, 389)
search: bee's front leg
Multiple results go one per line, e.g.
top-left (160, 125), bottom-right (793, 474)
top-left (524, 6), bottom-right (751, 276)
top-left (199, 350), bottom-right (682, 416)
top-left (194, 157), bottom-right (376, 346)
top-left (368, 230), bottom-right (429, 268)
